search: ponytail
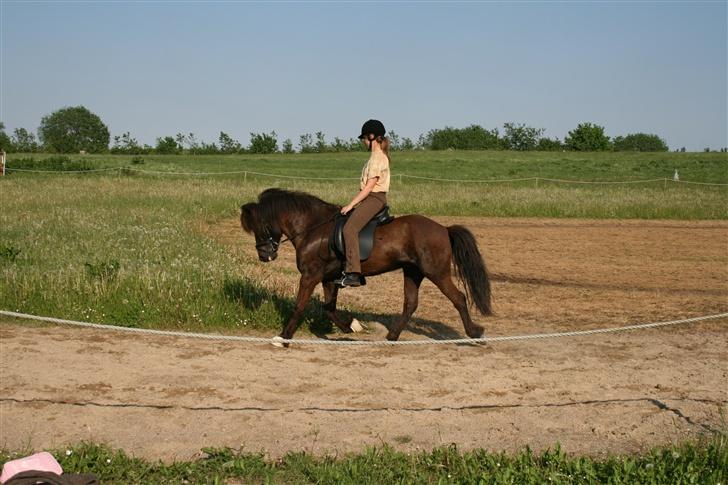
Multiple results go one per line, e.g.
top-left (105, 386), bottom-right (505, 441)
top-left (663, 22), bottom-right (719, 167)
top-left (376, 135), bottom-right (391, 162)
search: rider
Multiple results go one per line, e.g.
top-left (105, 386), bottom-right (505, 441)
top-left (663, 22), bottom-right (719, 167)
top-left (335, 119), bottom-right (391, 288)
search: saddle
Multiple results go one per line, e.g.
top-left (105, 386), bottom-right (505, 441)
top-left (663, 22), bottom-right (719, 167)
top-left (331, 206), bottom-right (394, 261)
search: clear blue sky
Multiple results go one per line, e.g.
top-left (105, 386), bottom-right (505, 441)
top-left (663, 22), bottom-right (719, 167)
top-left (2, 1), bottom-right (726, 151)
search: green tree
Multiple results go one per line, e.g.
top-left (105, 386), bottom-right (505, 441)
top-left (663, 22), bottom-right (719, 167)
top-left (0, 122), bottom-right (14, 152)
top-left (218, 132), bottom-right (241, 154)
top-left (249, 131), bottom-right (278, 154)
top-left (38, 106), bottom-right (110, 153)
top-left (502, 123), bottom-right (545, 151)
top-left (613, 133), bottom-right (668, 152)
top-left (314, 132), bottom-right (327, 153)
top-left (155, 136), bottom-right (180, 154)
top-left (282, 138), bottom-right (294, 154)
top-left (12, 128), bottom-right (40, 152)
top-left (564, 122), bottom-right (610, 151)
top-left (111, 132), bottom-right (144, 154)
top-left (298, 133), bottom-right (314, 153)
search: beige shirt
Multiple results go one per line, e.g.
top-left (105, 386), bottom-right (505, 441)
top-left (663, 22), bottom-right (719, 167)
top-left (360, 150), bottom-right (390, 193)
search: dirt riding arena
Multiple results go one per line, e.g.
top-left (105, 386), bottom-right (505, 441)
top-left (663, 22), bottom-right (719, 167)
top-left (1, 217), bottom-right (727, 461)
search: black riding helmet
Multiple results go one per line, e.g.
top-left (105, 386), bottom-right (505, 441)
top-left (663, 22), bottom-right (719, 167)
top-left (358, 119), bottom-right (386, 139)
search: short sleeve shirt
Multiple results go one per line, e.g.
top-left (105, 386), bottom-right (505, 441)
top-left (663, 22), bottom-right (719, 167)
top-left (360, 151), bottom-right (390, 193)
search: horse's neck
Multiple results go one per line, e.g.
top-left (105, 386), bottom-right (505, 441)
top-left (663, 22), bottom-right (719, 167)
top-left (279, 207), bottom-right (336, 241)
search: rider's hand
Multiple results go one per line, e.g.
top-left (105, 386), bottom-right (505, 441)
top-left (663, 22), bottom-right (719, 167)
top-left (341, 204), bottom-right (354, 215)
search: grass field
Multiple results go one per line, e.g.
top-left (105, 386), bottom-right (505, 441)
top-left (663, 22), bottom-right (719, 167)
top-left (2, 151), bottom-right (726, 483)
top-left (1, 437), bottom-right (725, 484)
top-left (1, 151), bottom-right (726, 332)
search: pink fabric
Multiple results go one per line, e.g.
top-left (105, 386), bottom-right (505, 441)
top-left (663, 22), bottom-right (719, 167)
top-left (0, 452), bottom-right (63, 483)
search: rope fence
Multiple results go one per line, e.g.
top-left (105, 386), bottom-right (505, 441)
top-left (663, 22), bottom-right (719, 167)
top-left (4, 166), bottom-right (728, 186)
top-left (1, 310), bottom-right (726, 346)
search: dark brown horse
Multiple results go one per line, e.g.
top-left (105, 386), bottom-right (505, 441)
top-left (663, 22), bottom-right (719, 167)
top-left (240, 188), bottom-right (492, 342)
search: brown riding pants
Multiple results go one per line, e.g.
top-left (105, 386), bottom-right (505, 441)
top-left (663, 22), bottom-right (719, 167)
top-left (343, 192), bottom-right (387, 273)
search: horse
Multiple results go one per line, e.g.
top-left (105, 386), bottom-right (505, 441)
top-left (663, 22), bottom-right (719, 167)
top-left (240, 188), bottom-right (492, 343)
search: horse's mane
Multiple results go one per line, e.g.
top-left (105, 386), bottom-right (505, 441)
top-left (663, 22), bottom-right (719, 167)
top-left (258, 188), bottom-right (338, 222)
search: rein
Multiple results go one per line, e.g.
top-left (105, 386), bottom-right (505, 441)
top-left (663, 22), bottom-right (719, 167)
top-left (256, 212), bottom-right (338, 251)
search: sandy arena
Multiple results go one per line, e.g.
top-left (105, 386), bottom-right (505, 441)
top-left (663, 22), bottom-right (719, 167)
top-left (1, 217), bottom-right (727, 461)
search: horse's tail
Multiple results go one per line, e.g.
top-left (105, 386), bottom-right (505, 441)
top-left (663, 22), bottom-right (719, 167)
top-left (447, 225), bottom-right (492, 316)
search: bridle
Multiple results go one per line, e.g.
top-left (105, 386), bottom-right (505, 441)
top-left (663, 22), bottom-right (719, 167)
top-left (254, 213), bottom-right (338, 256)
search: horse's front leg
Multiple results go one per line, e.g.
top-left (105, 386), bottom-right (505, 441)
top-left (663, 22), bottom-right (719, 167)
top-left (322, 281), bottom-right (363, 334)
top-left (280, 274), bottom-right (319, 340)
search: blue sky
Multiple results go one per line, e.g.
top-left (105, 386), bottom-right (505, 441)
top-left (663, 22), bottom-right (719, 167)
top-left (2, 1), bottom-right (726, 151)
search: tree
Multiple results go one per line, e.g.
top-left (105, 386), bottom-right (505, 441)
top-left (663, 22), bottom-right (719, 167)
top-left (0, 122), bottom-right (13, 152)
top-left (249, 131), bottom-right (278, 154)
top-left (218, 132), bottom-right (241, 154)
top-left (298, 133), bottom-right (314, 153)
top-left (564, 122), bottom-right (610, 151)
top-left (502, 123), bottom-right (544, 151)
top-left (282, 139), bottom-right (294, 154)
top-left (111, 132), bottom-right (144, 154)
top-left (155, 136), bottom-right (180, 154)
top-left (11, 128), bottom-right (40, 152)
top-left (612, 133), bottom-right (668, 152)
top-left (38, 106), bottom-right (110, 153)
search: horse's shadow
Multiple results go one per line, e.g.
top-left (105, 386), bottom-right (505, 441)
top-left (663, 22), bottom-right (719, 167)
top-left (222, 277), bottom-right (463, 340)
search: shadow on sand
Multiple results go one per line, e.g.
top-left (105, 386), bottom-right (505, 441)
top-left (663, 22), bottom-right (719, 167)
top-left (222, 277), bottom-right (471, 342)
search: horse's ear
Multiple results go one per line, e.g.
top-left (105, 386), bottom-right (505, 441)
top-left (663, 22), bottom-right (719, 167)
top-left (240, 203), bottom-right (259, 233)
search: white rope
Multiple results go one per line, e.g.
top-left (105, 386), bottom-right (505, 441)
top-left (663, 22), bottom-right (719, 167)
top-left (1, 310), bottom-right (725, 346)
top-left (400, 174), bottom-right (539, 183)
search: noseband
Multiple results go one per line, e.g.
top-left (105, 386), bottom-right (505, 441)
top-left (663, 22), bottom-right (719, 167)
top-left (255, 227), bottom-right (281, 254)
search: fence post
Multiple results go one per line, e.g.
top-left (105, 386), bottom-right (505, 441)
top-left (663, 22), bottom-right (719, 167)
top-left (0, 151), bottom-right (5, 176)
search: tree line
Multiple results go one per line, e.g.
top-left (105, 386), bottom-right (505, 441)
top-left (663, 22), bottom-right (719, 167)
top-left (1, 105), bottom-right (718, 155)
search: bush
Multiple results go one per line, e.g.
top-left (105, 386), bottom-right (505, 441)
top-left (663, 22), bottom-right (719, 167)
top-left (424, 125), bottom-right (502, 150)
top-left (249, 132), bottom-right (278, 154)
top-left (154, 136), bottom-right (180, 154)
top-left (613, 133), bottom-right (669, 152)
top-left (536, 137), bottom-right (563, 151)
top-left (502, 123), bottom-right (545, 151)
top-left (564, 122), bottom-right (611, 151)
top-left (6, 155), bottom-right (98, 172)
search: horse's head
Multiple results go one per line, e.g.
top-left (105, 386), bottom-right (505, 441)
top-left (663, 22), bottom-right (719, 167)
top-left (240, 202), bottom-right (281, 262)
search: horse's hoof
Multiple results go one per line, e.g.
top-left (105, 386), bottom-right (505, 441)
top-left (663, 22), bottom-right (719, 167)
top-left (271, 336), bottom-right (287, 348)
top-left (467, 326), bottom-right (485, 339)
top-left (350, 319), bottom-right (364, 333)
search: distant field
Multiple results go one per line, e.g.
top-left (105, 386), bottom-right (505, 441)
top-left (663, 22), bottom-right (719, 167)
top-left (7, 149), bottom-right (728, 182)
top-left (1, 150), bottom-right (726, 332)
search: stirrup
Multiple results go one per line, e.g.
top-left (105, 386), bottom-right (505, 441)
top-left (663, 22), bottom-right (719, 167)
top-left (335, 272), bottom-right (366, 288)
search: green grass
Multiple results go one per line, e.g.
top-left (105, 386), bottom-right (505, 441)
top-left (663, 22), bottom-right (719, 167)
top-left (1, 151), bottom-right (726, 333)
top-left (1, 437), bottom-right (725, 484)
top-left (7, 149), bottom-right (728, 183)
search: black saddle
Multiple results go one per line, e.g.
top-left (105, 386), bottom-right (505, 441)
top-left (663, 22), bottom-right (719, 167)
top-left (331, 206), bottom-right (394, 261)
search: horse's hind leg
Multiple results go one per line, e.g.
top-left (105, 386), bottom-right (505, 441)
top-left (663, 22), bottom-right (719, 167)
top-left (322, 280), bottom-right (358, 333)
top-left (430, 273), bottom-right (484, 338)
top-left (387, 266), bottom-right (424, 341)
